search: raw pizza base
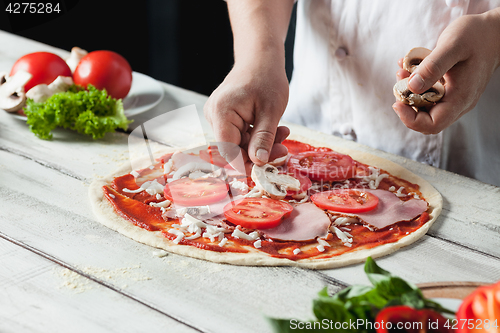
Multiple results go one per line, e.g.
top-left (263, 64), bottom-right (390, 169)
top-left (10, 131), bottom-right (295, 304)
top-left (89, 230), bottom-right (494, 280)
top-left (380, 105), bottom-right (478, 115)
top-left (89, 133), bottom-right (443, 269)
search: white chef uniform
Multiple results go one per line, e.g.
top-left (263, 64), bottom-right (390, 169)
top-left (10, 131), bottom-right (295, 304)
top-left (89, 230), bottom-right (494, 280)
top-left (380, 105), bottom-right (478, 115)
top-left (283, 0), bottom-right (500, 186)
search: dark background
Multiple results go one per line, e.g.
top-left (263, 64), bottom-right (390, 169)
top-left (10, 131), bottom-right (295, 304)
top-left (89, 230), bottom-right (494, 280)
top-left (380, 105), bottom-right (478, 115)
top-left (0, 0), bottom-right (296, 96)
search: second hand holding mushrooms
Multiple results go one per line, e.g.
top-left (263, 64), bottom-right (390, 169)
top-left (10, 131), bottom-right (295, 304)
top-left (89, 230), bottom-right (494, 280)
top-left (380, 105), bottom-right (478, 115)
top-left (393, 47), bottom-right (445, 112)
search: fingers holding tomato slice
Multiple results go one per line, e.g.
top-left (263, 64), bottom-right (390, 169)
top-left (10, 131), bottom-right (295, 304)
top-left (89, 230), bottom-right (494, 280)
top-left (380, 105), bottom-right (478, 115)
top-left (223, 198), bottom-right (293, 229)
top-left (287, 151), bottom-right (356, 182)
top-left (164, 177), bottom-right (229, 206)
top-left (311, 189), bottom-right (379, 213)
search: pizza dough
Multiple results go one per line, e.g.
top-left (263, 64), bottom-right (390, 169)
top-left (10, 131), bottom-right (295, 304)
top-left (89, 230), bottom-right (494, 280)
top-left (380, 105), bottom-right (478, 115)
top-left (89, 134), bottom-right (442, 269)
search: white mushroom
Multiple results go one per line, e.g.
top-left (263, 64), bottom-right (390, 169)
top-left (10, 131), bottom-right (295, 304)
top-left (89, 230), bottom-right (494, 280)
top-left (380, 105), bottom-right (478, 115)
top-left (393, 77), bottom-right (445, 109)
top-left (251, 164), bottom-right (300, 200)
top-left (394, 47), bottom-right (445, 110)
top-left (26, 84), bottom-right (53, 103)
top-left (0, 70), bottom-right (32, 112)
top-left (402, 47), bottom-right (431, 74)
top-left (268, 155), bottom-right (288, 167)
top-left (48, 76), bottom-right (74, 93)
top-left (27, 76), bottom-right (74, 103)
top-left (66, 46), bottom-right (88, 73)
top-left (172, 162), bottom-right (223, 180)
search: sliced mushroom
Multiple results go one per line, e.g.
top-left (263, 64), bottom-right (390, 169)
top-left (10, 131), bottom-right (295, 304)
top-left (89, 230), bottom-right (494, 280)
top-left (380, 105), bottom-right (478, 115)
top-left (393, 77), bottom-right (445, 109)
top-left (66, 46), bottom-right (88, 73)
top-left (394, 47), bottom-right (445, 110)
top-left (172, 162), bottom-right (222, 180)
top-left (0, 70), bottom-right (32, 112)
top-left (268, 155), bottom-right (288, 167)
top-left (402, 47), bottom-right (431, 74)
top-left (251, 164), bottom-right (300, 200)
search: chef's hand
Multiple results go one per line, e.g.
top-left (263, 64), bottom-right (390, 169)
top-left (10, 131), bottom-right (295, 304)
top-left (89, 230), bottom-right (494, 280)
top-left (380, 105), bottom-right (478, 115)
top-left (204, 57), bottom-right (290, 169)
top-left (393, 8), bottom-right (500, 135)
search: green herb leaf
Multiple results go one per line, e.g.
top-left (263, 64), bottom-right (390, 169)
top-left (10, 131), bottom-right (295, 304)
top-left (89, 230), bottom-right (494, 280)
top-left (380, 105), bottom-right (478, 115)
top-left (24, 85), bottom-right (132, 140)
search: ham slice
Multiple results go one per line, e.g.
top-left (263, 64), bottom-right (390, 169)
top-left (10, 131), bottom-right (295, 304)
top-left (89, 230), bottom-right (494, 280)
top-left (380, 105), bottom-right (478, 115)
top-left (262, 202), bottom-right (331, 241)
top-left (339, 189), bottom-right (428, 230)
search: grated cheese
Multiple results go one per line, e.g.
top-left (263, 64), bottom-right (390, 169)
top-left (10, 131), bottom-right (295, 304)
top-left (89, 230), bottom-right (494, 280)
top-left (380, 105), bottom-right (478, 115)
top-left (253, 240), bottom-right (262, 248)
top-left (231, 229), bottom-right (256, 241)
top-left (168, 229), bottom-right (184, 244)
top-left (230, 178), bottom-right (249, 192)
top-left (163, 159), bottom-right (174, 175)
top-left (219, 237), bottom-right (228, 247)
top-left (293, 248), bottom-right (301, 255)
top-left (176, 205), bottom-right (210, 217)
top-left (123, 179), bottom-right (164, 195)
top-left (395, 187), bottom-right (407, 197)
top-left (244, 187), bottom-right (263, 198)
top-left (150, 200), bottom-right (171, 208)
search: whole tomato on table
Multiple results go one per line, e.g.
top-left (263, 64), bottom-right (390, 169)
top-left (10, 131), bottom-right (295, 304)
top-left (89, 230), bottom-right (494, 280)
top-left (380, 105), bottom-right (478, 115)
top-left (375, 306), bottom-right (452, 333)
top-left (73, 50), bottom-right (132, 99)
top-left (10, 52), bottom-right (72, 92)
top-left (456, 281), bottom-right (500, 333)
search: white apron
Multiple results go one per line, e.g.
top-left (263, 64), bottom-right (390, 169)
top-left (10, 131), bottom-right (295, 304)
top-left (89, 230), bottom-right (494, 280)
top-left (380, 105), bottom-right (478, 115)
top-left (284, 0), bottom-right (500, 186)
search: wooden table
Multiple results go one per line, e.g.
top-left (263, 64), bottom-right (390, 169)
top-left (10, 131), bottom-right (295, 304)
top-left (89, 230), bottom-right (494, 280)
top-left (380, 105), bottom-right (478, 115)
top-left (1, 30), bottom-right (500, 333)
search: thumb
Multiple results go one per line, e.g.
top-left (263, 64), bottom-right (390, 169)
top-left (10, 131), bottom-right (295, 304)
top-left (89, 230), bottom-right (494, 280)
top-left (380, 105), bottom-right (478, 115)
top-left (407, 46), bottom-right (456, 94)
top-left (247, 115), bottom-right (281, 166)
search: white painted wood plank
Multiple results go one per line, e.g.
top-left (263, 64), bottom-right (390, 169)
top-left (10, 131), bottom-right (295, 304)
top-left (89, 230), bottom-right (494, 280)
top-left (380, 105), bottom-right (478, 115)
top-left (0, 150), bottom-right (341, 332)
top-left (0, 238), bottom-right (197, 333)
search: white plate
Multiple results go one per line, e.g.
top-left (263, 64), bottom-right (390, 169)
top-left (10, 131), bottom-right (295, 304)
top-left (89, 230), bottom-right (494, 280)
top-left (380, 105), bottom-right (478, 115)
top-left (432, 297), bottom-right (462, 319)
top-left (7, 71), bottom-right (164, 120)
top-left (122, 72), bottom-right (164, 116)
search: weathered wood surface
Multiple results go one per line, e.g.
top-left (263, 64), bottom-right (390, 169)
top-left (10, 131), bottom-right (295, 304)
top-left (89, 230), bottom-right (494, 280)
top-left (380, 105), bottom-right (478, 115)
top-left (1, 30), bottom-right (500, 333)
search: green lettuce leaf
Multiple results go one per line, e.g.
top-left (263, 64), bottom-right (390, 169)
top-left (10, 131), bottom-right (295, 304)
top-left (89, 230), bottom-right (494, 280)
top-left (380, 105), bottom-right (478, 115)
top-left (268, 257), bottom-right (455, 333)
top-left (24, 85), bottom-right (132, 140)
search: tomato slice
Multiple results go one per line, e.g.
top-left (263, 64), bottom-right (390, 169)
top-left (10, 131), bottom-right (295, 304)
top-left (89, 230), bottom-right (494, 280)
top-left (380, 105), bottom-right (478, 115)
top-left (287, 151), bottom-right (356, 182)
top-left (311, 189), bottom-right (379, 213)
top-left (282, 139), bottom-right (333, 154)
top-left (223, 198), bottom-right (293, 229)
top-left (164, 178), bottom-right (228, 206)
top-left (199, 146), bottom-right (234, 169)
top-left (282, 172), bottom-right (312, 197)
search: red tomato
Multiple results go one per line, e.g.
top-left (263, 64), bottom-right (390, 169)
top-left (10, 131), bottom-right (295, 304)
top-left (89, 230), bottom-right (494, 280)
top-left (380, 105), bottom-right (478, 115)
top-left (287, 151), bottom-right (356, 182)
top-left (282, 172), bottom-right (312, 197)
top-left (311, 189), bottom-right (379, 213)
top-left (164, 178), bottom-right (228, 206)
top-left (375, 306), bottom-right (451, 333)
top-left (73, 50), bottom-right (132, 99)
top-left (456, 281), bottom-right (500, 333)
top-left (10, 52), bottom-right (72, 92)
top-left (282, 139), bottom-right (333, 154)
top-left (199, 146), bottom-right (234, 169)
top-left (223, 198), bottom-right (293, 229)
